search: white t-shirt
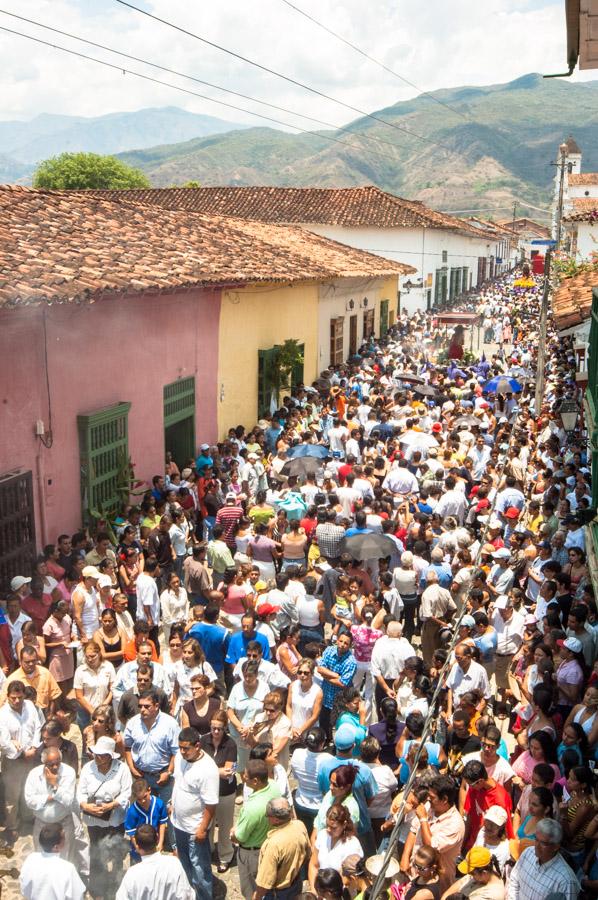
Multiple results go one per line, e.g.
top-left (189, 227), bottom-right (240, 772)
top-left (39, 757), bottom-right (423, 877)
top-left (170, 750), bottom-right (219, 833)
top-left (288, 681), bottom-right (322, 730)
top-left (462, 752), bottom-right (515, 787)
top-left (290, 748), bottom-right (333, 809)
top-left (475, 829), bottom-right (511, 873)
top-left (366, 762), bottom-right (398, 819)
top-left (315, 831), bottom-right (363, 870)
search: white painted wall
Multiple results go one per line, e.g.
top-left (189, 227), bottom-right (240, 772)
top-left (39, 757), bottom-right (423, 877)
top-left (569, 184), bottom-right (598, 199)
top-left (300, 223), bottom-right (509, 314)
top-left (576, 221), bottom-right (598, 260)
top-left (316, 276), bottom-right (391, 370)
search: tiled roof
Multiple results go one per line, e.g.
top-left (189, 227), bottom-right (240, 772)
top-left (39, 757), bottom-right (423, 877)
top-left (568, 173), bottom-right (598, 185)
top-left (0, 185), bottom-right (413, 308)
top-left (564, 197), bottom-right (598, 222)
top-left (553, 269), bottom-right (598, 329)
top-left (466, 217), bottom-right (515, 236)
top-left (81, 185), bottom-right (494, 239)
top-left (565, 136), bottom-right (582, 155)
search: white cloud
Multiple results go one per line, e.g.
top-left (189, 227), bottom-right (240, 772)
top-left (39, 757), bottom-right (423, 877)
top-left (0, 0), bottom-right (580, 129)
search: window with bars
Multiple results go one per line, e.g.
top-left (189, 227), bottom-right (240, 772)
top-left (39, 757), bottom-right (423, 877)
top-left (78, 402), bottom-right (131, 524)
top-left (0, 469), bottom-right (36, 590)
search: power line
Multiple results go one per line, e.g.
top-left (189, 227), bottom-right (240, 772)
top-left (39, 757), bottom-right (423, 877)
top-left (0, 9), bottom-right (413, 161)
top-left (115, 0), bottom-right (457, 156)
top-left (280, 0), bottom-right (470, 121)
top-left (0, 24), bottom-right (411, 168)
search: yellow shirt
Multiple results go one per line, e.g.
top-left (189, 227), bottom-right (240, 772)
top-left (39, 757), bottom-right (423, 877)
top-left (2, 665), bottom-right (61, 710)
top-left (256, 819), bottom-right (310, 890)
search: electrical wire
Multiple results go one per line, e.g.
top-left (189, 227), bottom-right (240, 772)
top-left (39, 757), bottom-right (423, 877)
top-left (0, 9), bottom-right (417, 160)
top-left (114, 0), bottom-right (457, 155)
top-left (279, 0), bottom-right (470, 121)
top-left (0, 24), bottom-right (411, 168)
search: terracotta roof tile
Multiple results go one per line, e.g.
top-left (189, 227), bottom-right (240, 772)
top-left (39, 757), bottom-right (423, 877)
top-left (0, 186), bottom-right (413, 308)
top-left (553, 269), bottom-right (598, 329)
top-left (568, 173), bottom-right (598, 185)
top-left (79, 185), bottom-right (494, 239)
top-left (564, 197), bottom-right (598, 222)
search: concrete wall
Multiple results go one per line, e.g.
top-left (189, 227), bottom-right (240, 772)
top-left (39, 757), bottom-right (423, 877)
top-left (217, 281), bottom-right (319, 435)
top-left (0, 288), bottom-right (220, 544)
top-left (576, 221), bottom-right (598, 260)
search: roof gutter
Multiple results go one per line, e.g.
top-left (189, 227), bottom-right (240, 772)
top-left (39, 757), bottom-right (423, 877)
top-left (545, 0), bottom-right (579, 77)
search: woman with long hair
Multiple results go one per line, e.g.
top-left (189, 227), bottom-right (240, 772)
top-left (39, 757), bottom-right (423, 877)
top-left (332, 686), bottom-right (367, 752)
top-left (180, 673), bottom-right (220, 736)
top-left (286, 659), bottom-right (323, 744)
top-left (172, 638), bottom-right (217, 715)
top-left (73, 640), bottom-right (115, 729)
top-left (159, 572), bottom-right (190, 643)
top-left (93, 607), bottom-right (126, 669)
top-left (289, 726), bottom-right (333, 833)
top-left (512, 730), bottom-right (560, 786)
top-left (276, 624), bottom-right (302, 680)
top-left (441, 848), bottom-right (504, 899)
top-left (83, 703), bottom-right (125, 759)
top-left (309, 804), bottom-right (363, 891)
top-left (42, 599), bottom-right (74, 693)
top-left (511, 785), bottom-right (554, 858)
top-left (368, 696), bottom-right (402, 769)
top-left (246, 522), bottom-right (279, 581)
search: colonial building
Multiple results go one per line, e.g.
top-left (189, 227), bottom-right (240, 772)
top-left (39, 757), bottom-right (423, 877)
top-left (88, 185), bottom-right (503, 315)
top-left (0, 186), bottom-right (408, 578)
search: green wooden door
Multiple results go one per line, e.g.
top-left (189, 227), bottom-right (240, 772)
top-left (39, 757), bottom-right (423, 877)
top-left (78, 402), bottom-right (131, 525)
top-left (258, 347), bottom-right (278, 418)
top-left (163, 376), bottom-right (196, 469)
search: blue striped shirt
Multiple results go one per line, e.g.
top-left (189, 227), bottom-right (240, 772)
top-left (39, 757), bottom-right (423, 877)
top-left (320, 646), bottom-right (357, 709)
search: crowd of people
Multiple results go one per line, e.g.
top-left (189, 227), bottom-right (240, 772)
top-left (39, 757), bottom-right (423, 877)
top-left (1, 268), bottom-right (597, 900)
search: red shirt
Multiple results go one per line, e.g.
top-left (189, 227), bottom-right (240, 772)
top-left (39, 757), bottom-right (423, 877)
top-left (21, 594), bottom-right (53, 634)
top-left (300, 516), bottom-right (317, 538)
top-left (337, 463), bottom-right (354, 485)
top-left (464, 781), bottom-right (513, 850)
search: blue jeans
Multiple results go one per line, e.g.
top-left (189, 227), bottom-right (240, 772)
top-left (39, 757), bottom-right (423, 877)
top-left (174, 827), bottom-right (213, 900)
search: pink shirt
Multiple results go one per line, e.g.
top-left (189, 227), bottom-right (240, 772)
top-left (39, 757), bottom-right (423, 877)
top-left (350, 625), bottom-right (383, 663)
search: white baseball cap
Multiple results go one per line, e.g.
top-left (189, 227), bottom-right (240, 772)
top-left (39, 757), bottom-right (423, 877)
top-left (10, 575), bottom-right (31, 591)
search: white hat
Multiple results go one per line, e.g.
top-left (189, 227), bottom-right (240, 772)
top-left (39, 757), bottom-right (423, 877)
top-left (494, 594), bottom-right (510, 609)
top-left (88, 736), bottom-right (119, 759)
top-left (492, 548), bottom-right (511, 559)
top-left (365, 854), bottom-right (401, 879)
top-left (82, 566), bottom-right (100, 579)
top-left (10, 575), bottom-right (31, 591)
top-left (559, 636), bottom-right (582, 654)
top-left (484, 805), bottom-right (508, 826)
top-left (97, 575), bottom-right (113, 589)
top-left (200, 443), bottom-right (210, 451)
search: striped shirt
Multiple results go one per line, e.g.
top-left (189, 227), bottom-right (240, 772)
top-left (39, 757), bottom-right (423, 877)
top-left (508, 846), bottom-right (580, 900)
top-left (215, 504), bottom-right (244, 545)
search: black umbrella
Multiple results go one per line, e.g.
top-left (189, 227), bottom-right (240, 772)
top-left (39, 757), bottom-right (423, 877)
top-left (341, 533), bottom-right (398, 560)
top-left (412, 383), bottom-right (439, 398)
top-left (394, 371), bottom-right (425, 384)
top-left (280, 456), bottom-right (322, 479)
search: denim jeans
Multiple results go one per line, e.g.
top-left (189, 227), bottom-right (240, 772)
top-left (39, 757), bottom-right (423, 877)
top-left (263, 874), bottom-right (302, 900)
top-left (174, 827), bottom-right (213, 900)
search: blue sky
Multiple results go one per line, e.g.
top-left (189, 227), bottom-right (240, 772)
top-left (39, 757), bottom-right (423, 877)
top-left (0, 1), bottom-right (578, 123)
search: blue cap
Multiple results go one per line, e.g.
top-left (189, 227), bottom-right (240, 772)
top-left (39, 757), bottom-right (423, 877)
top-left (334, 723), bottom-right (357, 750)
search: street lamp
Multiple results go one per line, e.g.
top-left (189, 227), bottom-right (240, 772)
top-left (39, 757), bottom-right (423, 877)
top-left (559, 398), bottom-right (579, 435)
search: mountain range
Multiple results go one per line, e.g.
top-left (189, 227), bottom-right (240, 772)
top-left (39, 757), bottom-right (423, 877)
top-left (0, 106), bottom-right (247, 182)
top-left (4, 74), bottom-right (598, 218)
top-left (117, 73), bottom-right (598, 219)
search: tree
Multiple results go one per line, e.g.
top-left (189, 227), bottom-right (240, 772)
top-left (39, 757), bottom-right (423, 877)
top-left (33, 152), bottom-right (150, 190)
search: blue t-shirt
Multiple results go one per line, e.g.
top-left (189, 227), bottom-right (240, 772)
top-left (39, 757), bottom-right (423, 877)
top-left (225, 629), bottom-right (270, 664)
top-left (317, 756), bottom-right (377, 834)
top-left (188, 622), bottom-right (230, 673)
top-left (399, 740), bottom-right (442, 784)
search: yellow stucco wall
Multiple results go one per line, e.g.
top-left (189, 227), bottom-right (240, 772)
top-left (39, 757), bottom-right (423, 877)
top-left (217, 281), bottom-right (319, 435)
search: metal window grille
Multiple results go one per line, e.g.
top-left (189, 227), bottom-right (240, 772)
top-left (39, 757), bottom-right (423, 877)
top-left (163, 377), bottom-right (195, 428)
top-left (78, 402), bottom-right (131, 523)
top-left (0, 469), bottom-right (36, 590)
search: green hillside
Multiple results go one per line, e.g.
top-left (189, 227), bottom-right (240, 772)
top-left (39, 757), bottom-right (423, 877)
top-left (118, 73), bottom-right (598, 219)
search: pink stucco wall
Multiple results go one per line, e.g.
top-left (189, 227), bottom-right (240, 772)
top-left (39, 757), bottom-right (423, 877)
top-left (0, 287), bottom-right (220, 545)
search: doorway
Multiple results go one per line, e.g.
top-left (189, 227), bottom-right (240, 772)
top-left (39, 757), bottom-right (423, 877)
top-left (163, 376), bottom-right (196, 469)
top-left (349, 315), bottom-right (358, 356)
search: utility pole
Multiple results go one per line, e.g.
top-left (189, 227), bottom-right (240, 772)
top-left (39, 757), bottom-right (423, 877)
top-left (555, 142), bottom-right (568, 251)
top-left (511, 201), bottom-right (517, 268)
top-left (534, 247), bottom-right (552, 414)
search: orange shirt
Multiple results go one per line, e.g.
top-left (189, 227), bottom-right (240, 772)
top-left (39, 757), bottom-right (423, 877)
top-left (122, 638), bottom-right (159, 663)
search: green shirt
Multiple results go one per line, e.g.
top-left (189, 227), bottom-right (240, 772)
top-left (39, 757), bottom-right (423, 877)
top-left (234, 781), bottom-right (281, 848)
top-left (207, 539), bottom-right (234, 575)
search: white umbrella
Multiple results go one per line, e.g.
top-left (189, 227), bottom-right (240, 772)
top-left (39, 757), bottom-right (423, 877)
top-left (398, 431), bottom-right (440, 449)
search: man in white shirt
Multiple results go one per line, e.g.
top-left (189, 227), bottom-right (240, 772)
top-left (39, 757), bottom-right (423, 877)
top-left (446, 643), bottom-right (491, 719)
top-left (171, 726), bottom-right (220, 900)
top-left (508, 818), bottom-right (580, 900)
top-left (492, 596), bottom-right (525, 700)
top-left (328, 419), bottom-right (349, 458)
top-left (20, 822), bottom-right (86, 900)
top-left (434, 475), bottom-right (468, 524)
top-left (383, 461), bottom-right (419, 497)
top-left (116, 824), bottom-right (194, 900)
top-left (135, 558), bottom-right (161, 653)
top-left (370, 622), bottom-right (416, 713)
top-left (0, 679), bottom-right (41, 841)
top-left (336, 473), bottom-right (362, 518)
top-left (24, 747), bottom-right (77, 857)
top-left (112, 641), bottom-right (171, 703)
top-left (468, 437), bottom-right (491, 482)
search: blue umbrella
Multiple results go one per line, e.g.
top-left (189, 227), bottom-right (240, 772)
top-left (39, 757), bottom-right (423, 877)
top-left (286, 444), bottom-right (329, 459)
top-left (483, 375), bottom-right (522, 394)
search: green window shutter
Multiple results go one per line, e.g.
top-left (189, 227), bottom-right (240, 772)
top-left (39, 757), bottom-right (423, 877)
top-left (291, 343), bottom-right (305, 390)
top-left (78, 402), bottom-right (131, 526)
top-left (258, 347), bottom-right (278, 418)
top-left (163, 376), bottom-right (195, 428)
top-left (379, 299), bottom-right (389, 335)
